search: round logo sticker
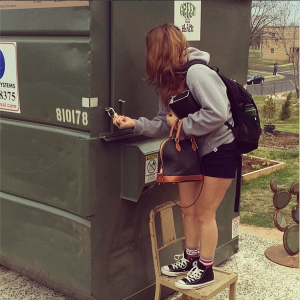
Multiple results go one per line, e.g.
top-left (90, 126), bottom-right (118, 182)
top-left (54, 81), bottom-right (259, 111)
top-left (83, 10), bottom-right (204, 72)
top-left (0, 50), bottom-right (5, 79)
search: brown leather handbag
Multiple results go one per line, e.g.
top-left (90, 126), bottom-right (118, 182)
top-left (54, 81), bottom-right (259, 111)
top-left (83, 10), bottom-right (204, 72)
top-left (156, 119), bottom-right (203, 183)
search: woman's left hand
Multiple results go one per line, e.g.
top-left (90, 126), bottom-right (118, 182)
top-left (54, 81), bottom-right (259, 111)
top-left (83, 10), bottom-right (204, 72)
top-left (166, 111), bottom-right (178, 128)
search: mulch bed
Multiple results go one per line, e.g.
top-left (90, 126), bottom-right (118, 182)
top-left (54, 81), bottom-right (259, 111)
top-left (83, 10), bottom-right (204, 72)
top-left (259, 130), bottom-right (299, 150)
top-left (242, 156), bottom-right (279, 175)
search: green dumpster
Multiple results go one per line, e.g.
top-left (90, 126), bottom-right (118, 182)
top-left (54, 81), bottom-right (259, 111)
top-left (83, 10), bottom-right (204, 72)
top-left (0, 1), bottom-right (251, 299)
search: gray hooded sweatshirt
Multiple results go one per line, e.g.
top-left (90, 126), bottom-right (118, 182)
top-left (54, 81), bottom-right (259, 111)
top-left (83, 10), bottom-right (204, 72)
top-left (133, 47), bottom-right (235, 157)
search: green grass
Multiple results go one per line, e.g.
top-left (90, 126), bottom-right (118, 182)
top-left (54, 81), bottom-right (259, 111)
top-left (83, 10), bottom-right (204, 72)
top-left (275, 116), bottom-right (299, 133)
top-left (240, 93), bottom-right (299, 228)
top-left (254, 93), bottom-right (299, 131)
top-left (241, 148), bottom-right (299, 228)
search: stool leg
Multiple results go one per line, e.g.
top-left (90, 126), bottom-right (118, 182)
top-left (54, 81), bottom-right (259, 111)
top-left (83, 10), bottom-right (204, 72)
top-left (154, 281), bottom-right (161, 300)
top-left (229, 280), bottom-right (237, 300)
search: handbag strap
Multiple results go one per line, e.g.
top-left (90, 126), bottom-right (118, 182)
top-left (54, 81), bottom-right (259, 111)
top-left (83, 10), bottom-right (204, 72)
top-left (175, 119), bottom-right (183, 151)
top-left (175, 119), bottom-right (183, 141)
top-left (175, 119), bottom-right (197, 152)
top-left (169, 118), bottom-right (179, 138)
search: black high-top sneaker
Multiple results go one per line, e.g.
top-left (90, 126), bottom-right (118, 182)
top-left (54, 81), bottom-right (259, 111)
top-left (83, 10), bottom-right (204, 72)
top-left (161, 252), bottom-right (199, 277)
top-left (175, 260), bottom-right (214, 289)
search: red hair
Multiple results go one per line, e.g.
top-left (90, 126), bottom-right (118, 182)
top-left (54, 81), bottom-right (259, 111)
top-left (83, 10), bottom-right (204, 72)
top-left (146, 23), bottom-right (189, 106)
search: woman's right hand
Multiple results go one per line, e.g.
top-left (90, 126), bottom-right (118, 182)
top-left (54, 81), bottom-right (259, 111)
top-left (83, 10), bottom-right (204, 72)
top-left (166, 110), bottom-right (178, 128)
top-left (113, 115), bottom-right (136, 129)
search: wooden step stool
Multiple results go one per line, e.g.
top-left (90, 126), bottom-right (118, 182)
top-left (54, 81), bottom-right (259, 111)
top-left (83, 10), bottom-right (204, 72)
top-left (149, 201), bottom-right (238, 300)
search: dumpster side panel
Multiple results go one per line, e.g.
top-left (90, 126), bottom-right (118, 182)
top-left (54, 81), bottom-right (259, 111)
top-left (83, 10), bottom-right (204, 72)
top-left (0, 193), bottom-right (91, 296)
top-left (198, 1), bottom-right (251, 84)
top-left (0, 37), bottom-right (92, 130)
top-left (0, 119), bottom-right (97, 216)
top-left (111, 1), bottom-right (174, 121)
top-left (0, 4), bottom-right (96, 299)
top-left (0, 4), bottom-right (90, 35)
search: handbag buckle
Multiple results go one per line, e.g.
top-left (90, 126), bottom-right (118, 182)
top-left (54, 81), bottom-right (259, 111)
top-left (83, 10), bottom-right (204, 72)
top-left (191, 136), bottom-right (197, 151)
top-left (175, 138), bottom-right (181, 152)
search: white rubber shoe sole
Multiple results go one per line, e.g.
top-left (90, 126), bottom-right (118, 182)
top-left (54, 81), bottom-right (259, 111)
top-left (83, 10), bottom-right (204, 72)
top-left (175, 279), bottom-right (214, 289)
top-left (160, 267), bottom-right (188, 277)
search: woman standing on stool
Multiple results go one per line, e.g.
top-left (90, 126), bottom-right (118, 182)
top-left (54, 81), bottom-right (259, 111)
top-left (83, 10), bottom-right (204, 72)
top-left (113, 23), bottom-right (238, 290)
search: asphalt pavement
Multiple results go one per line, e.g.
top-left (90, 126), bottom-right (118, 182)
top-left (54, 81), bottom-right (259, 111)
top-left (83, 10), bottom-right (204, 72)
top-left (247, 63), bottom-right (297, 96)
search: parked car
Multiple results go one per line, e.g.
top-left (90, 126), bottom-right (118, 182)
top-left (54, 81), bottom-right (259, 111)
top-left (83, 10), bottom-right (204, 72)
top-left (247, 73), bottom-right (265, 85)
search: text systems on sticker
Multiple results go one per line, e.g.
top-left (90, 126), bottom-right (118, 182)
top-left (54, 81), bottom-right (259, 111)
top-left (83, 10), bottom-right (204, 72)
top-left (0, 42), bottom-right (20, 113)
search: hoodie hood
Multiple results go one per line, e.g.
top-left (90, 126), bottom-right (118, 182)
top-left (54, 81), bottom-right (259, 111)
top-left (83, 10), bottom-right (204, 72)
top-left (184, 47), bottom-right (210, 64)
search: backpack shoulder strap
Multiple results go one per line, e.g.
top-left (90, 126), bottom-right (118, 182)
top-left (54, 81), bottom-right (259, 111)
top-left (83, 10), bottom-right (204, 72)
top-left (185, 59), bottom-right (208, 71)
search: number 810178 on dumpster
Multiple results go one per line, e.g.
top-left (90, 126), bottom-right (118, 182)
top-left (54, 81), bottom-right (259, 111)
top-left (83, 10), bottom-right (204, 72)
top-left (56, 108), bottom-right (88, 126)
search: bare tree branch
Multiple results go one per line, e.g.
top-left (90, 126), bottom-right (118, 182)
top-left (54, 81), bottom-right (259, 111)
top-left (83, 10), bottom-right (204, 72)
top-left (250, 0), bottom-right (297, 46)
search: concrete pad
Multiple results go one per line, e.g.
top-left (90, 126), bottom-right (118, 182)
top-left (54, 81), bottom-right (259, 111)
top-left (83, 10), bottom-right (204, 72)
top-left (165, 232), bottom-right (299, 300)
top-left (1, 232), bottom-right (299, 300)
top-left (0, 266), bottom-right (76, 300)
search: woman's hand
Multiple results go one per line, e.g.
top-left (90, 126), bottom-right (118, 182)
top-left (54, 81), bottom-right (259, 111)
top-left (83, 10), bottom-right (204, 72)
top-left (113, 115), bottom-right (136, 129)
top-left (166, 111), bottom-right (178, 128)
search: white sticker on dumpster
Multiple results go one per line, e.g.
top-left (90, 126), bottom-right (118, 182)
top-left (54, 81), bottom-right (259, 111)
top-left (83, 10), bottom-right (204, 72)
top-left (174, 1), bottom-right (201, 41)
top-left (145, 153), bottom-right (158, 184)
top-left (232, 216), bottom-right (240, 239)
top-left (0, 42), bottom-right (20, 113)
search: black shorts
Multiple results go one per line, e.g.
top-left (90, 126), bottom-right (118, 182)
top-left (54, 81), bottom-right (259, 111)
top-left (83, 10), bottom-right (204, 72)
top-left (201, 140), bottom-right (238, 178)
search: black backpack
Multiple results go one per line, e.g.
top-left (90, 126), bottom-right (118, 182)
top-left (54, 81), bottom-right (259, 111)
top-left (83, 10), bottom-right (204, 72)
top-left (185, 60), bottom-right (262, 212)
top-left (185, 60), bottom-right (262, 154)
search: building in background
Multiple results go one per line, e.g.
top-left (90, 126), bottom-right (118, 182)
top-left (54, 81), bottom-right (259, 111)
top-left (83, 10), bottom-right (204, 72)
top-left (261, 26), bottom-right (299, 61)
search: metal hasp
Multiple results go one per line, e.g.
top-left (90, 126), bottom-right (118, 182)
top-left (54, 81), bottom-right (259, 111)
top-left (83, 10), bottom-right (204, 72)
top-left (0, 1), bottom-right (251, 300)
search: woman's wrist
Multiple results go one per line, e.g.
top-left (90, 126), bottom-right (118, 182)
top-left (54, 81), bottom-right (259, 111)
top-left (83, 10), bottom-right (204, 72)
top-left (130, 119), bottom-right (136, 128)
top-left (174, 119), bottom-right (181, 130)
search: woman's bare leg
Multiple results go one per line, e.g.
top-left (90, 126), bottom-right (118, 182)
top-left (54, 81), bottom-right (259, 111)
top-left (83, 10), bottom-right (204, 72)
top-left (178, 181), bottom-right (203, 249)
top-left (161, 178), bottom-right (233, 279)
top-left (178, 177), bottom-right (232, 256)
top-left (195, 176), bottom-right (233, 258)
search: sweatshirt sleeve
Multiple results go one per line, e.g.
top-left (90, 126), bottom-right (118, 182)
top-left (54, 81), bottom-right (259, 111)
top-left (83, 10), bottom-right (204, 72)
top-left (133, 100), bottom-right (170, 138)
top-left (182, 65), bottom-right (230, 136)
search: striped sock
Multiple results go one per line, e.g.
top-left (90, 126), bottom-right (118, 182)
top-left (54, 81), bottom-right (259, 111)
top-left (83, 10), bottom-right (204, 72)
top-left (199, 255), bottom-right (214, 268)
top-left (185, 247), bottom-right (200, 259)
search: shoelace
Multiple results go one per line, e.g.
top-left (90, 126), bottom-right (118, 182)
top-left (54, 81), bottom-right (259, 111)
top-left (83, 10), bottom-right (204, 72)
top-left (185, 265), bottom-right (204, 282)
top-left (170, 253), bottom-right (189, 270)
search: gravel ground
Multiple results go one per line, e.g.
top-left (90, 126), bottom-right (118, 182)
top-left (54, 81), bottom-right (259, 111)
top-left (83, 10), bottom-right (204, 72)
top-left (0, 232), bottom-right (299, 300)
top-left (165, 233), bottom-right (299, 300)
